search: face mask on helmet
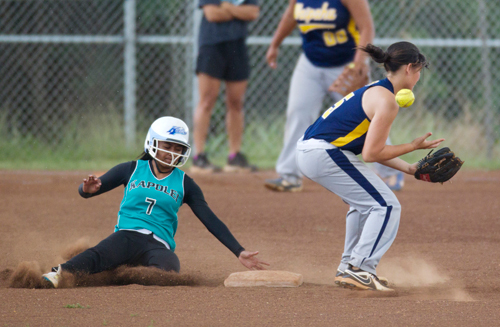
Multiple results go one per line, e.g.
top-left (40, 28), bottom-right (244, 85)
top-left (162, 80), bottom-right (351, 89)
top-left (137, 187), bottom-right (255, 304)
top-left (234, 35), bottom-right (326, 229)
top-left (144, 117), bottom-right (192, 168)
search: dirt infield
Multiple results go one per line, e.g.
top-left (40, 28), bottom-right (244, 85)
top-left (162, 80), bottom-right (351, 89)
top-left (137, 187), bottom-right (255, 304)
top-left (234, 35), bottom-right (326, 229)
top-left (1, 169), bottom-right (500, 326)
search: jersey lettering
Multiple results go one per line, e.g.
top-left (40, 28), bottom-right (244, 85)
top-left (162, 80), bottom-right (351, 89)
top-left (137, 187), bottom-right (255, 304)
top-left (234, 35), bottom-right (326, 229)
top-left (294, 2), bottom-right (337, 23)
top-left (128, 179), bottom-right (181, 203)
top-left (322, 29), bottom-right (348, 47)
top-left (322, 92), bottom-right (354, 119)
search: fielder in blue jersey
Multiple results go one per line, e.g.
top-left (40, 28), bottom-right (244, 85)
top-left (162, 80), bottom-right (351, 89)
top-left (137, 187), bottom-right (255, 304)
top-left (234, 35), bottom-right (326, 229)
top-left (297, 42), bottom-right (444, 291)
top-left (265, 0), bottom-right (405, 192)
top-left (42, 117), bottom-right (269, 288)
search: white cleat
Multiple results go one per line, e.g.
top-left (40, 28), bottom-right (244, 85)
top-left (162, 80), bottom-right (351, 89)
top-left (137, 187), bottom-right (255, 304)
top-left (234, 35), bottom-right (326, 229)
top-left (42, 264), bottom-right (62, 288)
top-left (340, 265), bottom-right (394, 291)
top-left (336, 268), bottom-right (389, 287)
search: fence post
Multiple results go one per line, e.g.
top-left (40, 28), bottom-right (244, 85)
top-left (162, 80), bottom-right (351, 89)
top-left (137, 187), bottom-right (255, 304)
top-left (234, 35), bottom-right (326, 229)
top-left (478, 0), bottom-right (494, 159)
top-left (124, 0), bottom-right (137, 147)
top-left (190, 0), bottom-right (201, 151)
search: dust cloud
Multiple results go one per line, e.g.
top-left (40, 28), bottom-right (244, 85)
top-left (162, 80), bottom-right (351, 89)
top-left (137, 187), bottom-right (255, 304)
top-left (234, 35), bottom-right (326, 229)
top-left (378, 256), bottom-right (449, 287)
top-left (2, 237), bottom-right (210, 289)
top-left (272, 256), bottom-right (474, 301)
top-left (60, 237), bottom-right (91, 261)
top-left (378, 256), bottom-right (474, 302)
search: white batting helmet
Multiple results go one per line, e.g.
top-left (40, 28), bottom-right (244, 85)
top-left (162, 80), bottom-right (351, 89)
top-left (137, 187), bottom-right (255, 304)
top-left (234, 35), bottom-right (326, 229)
top-left (144, 116), bottom-right (191, 167)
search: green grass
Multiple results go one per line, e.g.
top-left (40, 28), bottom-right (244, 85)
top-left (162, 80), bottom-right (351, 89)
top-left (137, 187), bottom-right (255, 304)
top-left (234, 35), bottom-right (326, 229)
top-left (391, 108), bottom-right (500, 169)
top-left (0, 110), bottom-right (499, 171)
top-left (63, 303), bottom-right (90, 309)
top-left (0, 110), bottom-right (141, 171)
top-left (199, 118), bottom-right (285, 169)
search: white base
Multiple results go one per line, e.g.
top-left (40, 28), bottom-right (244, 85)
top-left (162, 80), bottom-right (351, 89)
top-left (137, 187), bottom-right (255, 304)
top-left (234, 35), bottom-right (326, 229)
top-left (224, 270), bottom-right (303, 287)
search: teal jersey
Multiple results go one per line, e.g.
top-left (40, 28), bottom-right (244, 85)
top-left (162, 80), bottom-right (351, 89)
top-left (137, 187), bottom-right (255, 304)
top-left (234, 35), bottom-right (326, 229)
top-left (115, 160), bottom-right (185, 251)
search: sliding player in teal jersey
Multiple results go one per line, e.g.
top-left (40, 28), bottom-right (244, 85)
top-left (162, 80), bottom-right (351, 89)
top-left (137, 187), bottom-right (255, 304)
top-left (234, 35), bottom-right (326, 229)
top-left (42, 116), bottom-right (268, 288)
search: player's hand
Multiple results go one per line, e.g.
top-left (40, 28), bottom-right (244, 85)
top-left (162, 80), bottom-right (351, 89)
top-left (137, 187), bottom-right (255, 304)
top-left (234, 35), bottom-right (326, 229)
top-left (355, 59), bottom-right (370, 77)
top-left (266, 45), bottom-right (279, 69)
top-left (238, 251), bottom-right (270, 270)
top-left (82, 175), bottom-right (102, 194)
top-left (410, 132), bottom-right (445, 150)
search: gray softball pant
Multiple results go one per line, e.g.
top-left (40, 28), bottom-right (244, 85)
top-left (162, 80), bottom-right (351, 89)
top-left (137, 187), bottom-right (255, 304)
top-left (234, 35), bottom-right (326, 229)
top-left (276, 53), bottom-right (399, 182)
top-left (296, 139), bottom-right (401, 275)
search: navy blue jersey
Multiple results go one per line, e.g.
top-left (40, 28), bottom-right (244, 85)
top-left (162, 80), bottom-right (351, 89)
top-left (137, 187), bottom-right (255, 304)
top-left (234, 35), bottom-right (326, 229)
top-left (294, 0), bottom-right (359, 67)
top-left (303, 78), bottom-right (395, 155)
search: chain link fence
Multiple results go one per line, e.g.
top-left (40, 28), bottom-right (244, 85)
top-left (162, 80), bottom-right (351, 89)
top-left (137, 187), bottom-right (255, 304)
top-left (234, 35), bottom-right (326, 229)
top-left (1, 0), bottom-right (499, 169)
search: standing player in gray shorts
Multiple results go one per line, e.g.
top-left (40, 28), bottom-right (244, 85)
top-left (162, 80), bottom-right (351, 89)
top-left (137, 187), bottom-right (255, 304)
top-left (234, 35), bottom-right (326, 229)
top-left (192, 0), bottom-right (259, 173)
top-left (297, 42), bottom-right (443, 291)
top-left (265, 0), bottom-right (404, 192)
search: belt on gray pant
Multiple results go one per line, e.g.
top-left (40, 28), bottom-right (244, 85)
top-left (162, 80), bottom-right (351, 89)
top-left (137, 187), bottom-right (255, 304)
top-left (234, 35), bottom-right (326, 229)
top-left (297, 137), bottom-right (337, 150)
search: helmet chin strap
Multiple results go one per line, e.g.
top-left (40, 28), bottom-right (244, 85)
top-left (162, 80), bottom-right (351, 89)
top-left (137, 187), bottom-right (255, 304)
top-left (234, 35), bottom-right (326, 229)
top-left (153, 158), bottom-right (173, 174)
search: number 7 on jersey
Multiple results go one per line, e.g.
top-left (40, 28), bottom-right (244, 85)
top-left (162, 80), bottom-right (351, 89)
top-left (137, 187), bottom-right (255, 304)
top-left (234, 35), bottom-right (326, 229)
top-left (145, 197), bottom-right (156, 215)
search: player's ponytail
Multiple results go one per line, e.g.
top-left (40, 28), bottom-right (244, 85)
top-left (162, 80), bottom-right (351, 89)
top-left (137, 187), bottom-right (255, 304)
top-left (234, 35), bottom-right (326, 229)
top-left (359, 44), bottom-right (388, 64)
top-left (137, 151), bottom-right (153, 161)
top-left (359, 41), bottom-right (429, 73)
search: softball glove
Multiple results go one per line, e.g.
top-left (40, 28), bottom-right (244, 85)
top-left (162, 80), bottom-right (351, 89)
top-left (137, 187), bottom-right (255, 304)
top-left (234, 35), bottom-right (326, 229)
top-left (414, 147), bottom-right (464, 183)
top-left (329, 62), bottom-right (369, 96)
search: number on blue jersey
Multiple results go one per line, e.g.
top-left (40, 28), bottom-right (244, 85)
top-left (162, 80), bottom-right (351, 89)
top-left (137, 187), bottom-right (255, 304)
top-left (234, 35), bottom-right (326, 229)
top-left (322, 92), bottom-right (354, 119)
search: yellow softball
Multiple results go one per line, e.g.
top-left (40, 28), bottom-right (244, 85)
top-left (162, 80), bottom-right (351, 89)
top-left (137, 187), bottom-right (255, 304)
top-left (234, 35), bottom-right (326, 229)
top-left (395, 89), bottom-right (415, 108)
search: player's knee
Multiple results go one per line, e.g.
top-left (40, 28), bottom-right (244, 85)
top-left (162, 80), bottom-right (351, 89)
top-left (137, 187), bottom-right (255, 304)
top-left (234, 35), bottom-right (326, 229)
top-left (382, 192), bottom-right (401, 215)
top-left (388, 199), bottom-right (401, 218)
top-left (226, 97), bottom-right (244, 111)
top-left (148, 251), bottom-right (180, 273)
top-left (197, 100), bottom-right (216, 114)
top-left (149, 260), bottom-right (180, 273)
top-left (155, 263), bottom-right (180, 273)
top-left (197, 93), bottom-right (218, 111)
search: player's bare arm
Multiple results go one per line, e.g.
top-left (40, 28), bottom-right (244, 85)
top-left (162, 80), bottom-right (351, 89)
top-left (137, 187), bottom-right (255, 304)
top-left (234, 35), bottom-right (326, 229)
top-left (372, 133), bottom-right (444, 174)
top-left (363, 88), bottom-right (444, 163)
top-left (340, 0), bottom-right (374, 67)
top-left (376, 157), bottom-right (414, 174)
top-left (203, 4), bottom-right (233, 22)
top-left (266, 0), bottom-right (297, 69)
top-left (327, 0), bottom-right (374, 92)
top-left (362, 87), bottom-right (400, 162)
top-left (221, 2), bottom-right (259, 21)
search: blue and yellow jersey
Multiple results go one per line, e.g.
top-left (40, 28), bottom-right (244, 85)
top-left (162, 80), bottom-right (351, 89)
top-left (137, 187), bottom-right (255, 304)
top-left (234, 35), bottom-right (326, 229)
top-left (303, 78), bottom-right (394, 155)
top-left (116, 160), bottom-right (185, 251)
top-left (294, 0), bottom-right (360, 67)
